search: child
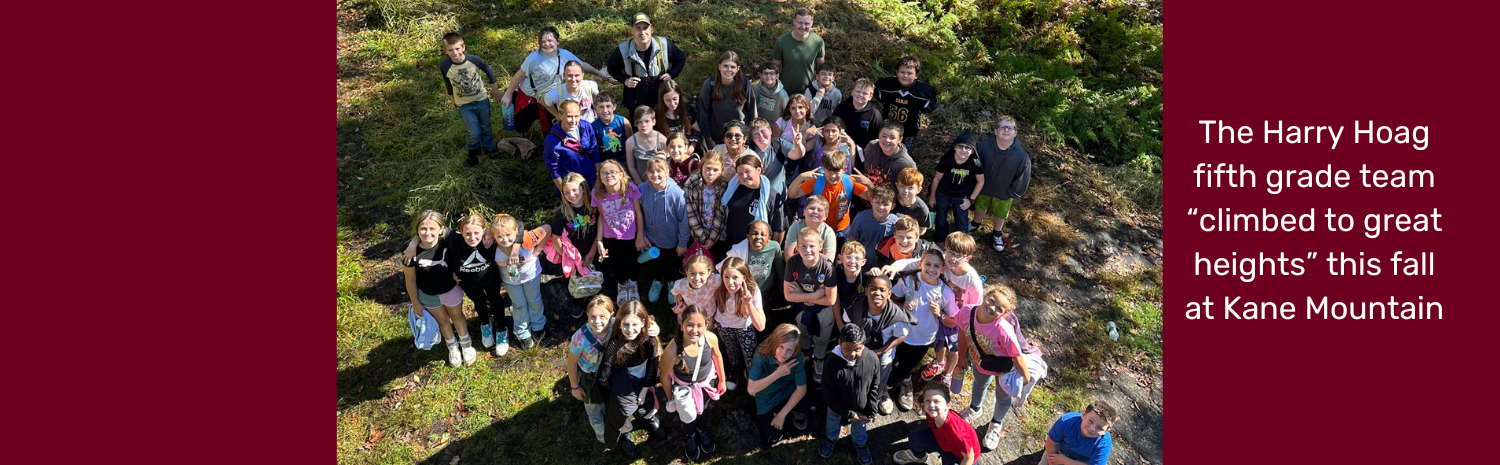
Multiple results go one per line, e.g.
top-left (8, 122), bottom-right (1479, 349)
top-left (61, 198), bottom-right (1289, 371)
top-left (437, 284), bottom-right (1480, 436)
top-left (787, 148), bottom-right (872, 235)
top-left (831, 241), bottom-right (867, 331)
top-left (805, 62), bottom-right (842, 127)
top-left (832, 78), bottom-right (884, 148)
top-left (591, 159), bottom-right (646, 302)
top-left (796, 115), bottom-right (860, 179)
top-left (748, 324), bottom-right (810, 447)
top-left (839, 274), bottom-right (912, 416)
top-left (638, 155), bottom-right (690, 302)
top-left (492, 214), bottom-right (546, 350)
top-left (955, 284), bottom-right (1049, 451)
top-left (846, 185), bottom-right (900, 259)
top-left (720, 221), bottom-right (786, 336)
top-left (874, 56), bottom-right (938, 147)
top-left (930, 130), bottom-right (984, 239)
top-left (752, 61), bottom-right (789, 123)
top-left (568, 296), bottom-right (663, 445)
top-left (438, 32), bottom-right (502, 166)
top-left (592, 93), bottom-right (633, 166)
top-left (598, 301), bottom-right (664, 458)
top-left (713, 257), bottom-right (766, 391)
top-left (665, 131), bottom-right (700, 186)
top-left (783, 195), bottom-right (837, 262)
top-left (893, 382), bottom-right (980, 465)
top-left (721, 151), bottom-right (786, 259)
top-left (891, 168), bottom-right (932, 232)
top-left (889, 249), bottom-right (960, 411)
top-left (1042, 401), bottom-right (1117, 465)
top-left (543, 60), bottom-right (600, 123)
top-left (859, 121), bottom-right (917, 188)
top-left (877, 232), bottom-right (984, 313)
top-left (684, 151), bottom-right (729, 256)
top-left (973, 115), bottom-right (1031, 252)
top-left (774, 93), bottom-right (816, 147)
top-left (655, 80), bottom-right (703, 154)
top-left (625, 106), bottom-right (668, 184)
top-left (697, 51), bottom-right (755, 148)
top-left (440, 214), bottom-right (510, 356)
top-left (537, 172), bottom-right (600, 326)
top-left (873, 216), bottom-right (938, 272)
top-left (659, 305), bottom-right (728, 462)
top-left (746, 118), bottom-right (803, 220)
top-left (402, 211), bottom-right (474, 367)
top-left (784, 228), bottom-right (838, 382)
top-left (672, 254), bottom-right (723, 319)
top-left (819, 324), bottom-right (881, 464)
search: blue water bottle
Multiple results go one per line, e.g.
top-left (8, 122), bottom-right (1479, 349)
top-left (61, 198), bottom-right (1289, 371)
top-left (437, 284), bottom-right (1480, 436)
top-left (502, 103), bottom-right (516, 131)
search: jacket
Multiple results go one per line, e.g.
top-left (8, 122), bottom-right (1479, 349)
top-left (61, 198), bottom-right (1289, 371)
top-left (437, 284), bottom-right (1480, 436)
top-left (821, 345), bottom-right (882, 419)
top-left (638, 180), bottom-right (691, 249)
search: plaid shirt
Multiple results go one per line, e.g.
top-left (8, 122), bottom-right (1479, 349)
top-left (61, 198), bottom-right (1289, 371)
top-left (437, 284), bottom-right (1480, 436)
top-left (683, 173), bottom-right (728, 244)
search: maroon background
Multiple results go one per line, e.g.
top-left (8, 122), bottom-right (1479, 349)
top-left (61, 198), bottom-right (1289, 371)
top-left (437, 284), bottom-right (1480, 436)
top-left (1171, 1), bottom-right (1500, 463)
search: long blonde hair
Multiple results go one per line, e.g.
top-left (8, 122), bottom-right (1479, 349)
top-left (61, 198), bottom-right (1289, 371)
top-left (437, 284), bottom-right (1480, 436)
top-left (557, 172), bottom-right (595, 223)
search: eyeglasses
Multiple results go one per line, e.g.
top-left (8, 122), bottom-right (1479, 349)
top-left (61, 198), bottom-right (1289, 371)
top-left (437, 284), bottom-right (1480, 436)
top-left (944, 253), bottom-right (970, 263)
top-left (998, 126), bottom-right (1016, 132)
top-left (725, 133), bottom-right (745, 140)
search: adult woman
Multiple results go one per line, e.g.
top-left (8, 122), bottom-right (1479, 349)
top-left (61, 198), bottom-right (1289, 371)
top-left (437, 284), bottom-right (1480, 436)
top-left (607, 13), bottom-right (687, 112)
top-left (502, 26), bottom-right (610, 134)
top-left (697, 51), bottom-right (755, 148)
top-left (953, 284), bottom-right (1049, 451)
top-left (543, 100), bottom-right (602, 191)
top-left (402, 211), bottom-right (476, 367)
top-left (719, 140), bottom-right (785, 258)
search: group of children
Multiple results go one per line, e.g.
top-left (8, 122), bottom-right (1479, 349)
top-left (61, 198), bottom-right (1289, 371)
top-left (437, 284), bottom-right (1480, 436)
top-left (415, 8), bottom-right (1105, 465)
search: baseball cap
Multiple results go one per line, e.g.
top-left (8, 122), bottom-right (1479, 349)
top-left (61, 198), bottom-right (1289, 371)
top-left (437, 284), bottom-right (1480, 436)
top-left (631, 12), bottom-right (652, 26)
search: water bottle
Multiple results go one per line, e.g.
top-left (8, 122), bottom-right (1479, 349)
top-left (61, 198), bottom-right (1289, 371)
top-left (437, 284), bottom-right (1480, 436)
top-left (637, 246), bottom-right (660, 263)
top-left (502, 103), bottom-right (516, 131)
top-left (1107, 321), bottom-right (1119, 341)
top-left (507, 263), bottom-right (519, 278)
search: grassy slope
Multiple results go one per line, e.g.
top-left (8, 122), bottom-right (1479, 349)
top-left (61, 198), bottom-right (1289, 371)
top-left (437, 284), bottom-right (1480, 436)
top-left (338, 1), bottom-right (1162, 463)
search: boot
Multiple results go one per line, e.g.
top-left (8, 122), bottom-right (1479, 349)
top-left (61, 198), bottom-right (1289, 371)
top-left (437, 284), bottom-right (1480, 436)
top-left (465, 148), bottom-right (480, 167)
top-left (617, 434), bottom-right (637, 458)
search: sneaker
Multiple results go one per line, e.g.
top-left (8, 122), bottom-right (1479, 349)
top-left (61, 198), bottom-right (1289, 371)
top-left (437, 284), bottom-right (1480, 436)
top-left (957, 407), bottom-right (981, 424)
top-left (968, 221), bottom-right (982, 231)
top-left (698, 430), bottom-right (716, 454)
top-left (982, 421), bottom-right (1005, 450)
top-left (879, 398), bottom-right (895, 415)
top-left (942, 374), bottom-right (955, 390)
top-left (897, 379), bottom-right (914, 411)
top-left (993, 235), bottom-right (1005, 251)
top-left (813, 357), bottom-right (825, 382)
top-left (446, 341), bottom-right (462, 367)
top-left (893, 449), bottom-right (923, 464)
top-left (649, 280), bottom-right (663, 302)
top-left (495, 331), bottom-right (510, 356)
top-left (517, 335), bottom-right (536, 349)
top-left (667, 281), bottom-right (677, 304)
top-left (466, 149), bottom-right (480, 167)
top-left (684, 435), bottom-right (702, 462)
top-left (480, 324), bottom-right (495, 348)
top-left (792, 412), bottom-right (807, 430)
top-left (618, 436), bottom-right (638, 459)
top-left (921, 360), bottom-right (946, 380)
top-left (855, 444), bottom-right (873, 465)
top-left (725, 381), bottom-right (737, 391)
top-left (818, 438), bottom-right (837, 458)
top-left (459, 336), bottom-right (477, 366)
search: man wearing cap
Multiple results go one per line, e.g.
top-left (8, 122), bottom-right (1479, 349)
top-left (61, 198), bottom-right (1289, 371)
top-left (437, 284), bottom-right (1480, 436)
top-left (607, 13), bottom-right (688, 111)
top-left (771, 7), bottom-right (826, 99)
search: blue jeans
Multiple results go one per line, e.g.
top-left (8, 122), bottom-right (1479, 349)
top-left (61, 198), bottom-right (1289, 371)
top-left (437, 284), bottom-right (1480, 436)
top-left (933, 192), bottom-right (971, 238)
top-left (907, 427), bottom-right (962, 465)
top-left (825, 409), bottom-right (868, 445)
top-left (457, 99), bottom-right (497, 150)
top-left (506, 278), bottom-right (545, 337)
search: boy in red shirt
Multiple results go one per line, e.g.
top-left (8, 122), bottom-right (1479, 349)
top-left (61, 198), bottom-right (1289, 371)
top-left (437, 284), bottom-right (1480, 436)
top-left (894, 381), bottom-right (980, 465)
top-left (787, 148), bottom-right (872, 234)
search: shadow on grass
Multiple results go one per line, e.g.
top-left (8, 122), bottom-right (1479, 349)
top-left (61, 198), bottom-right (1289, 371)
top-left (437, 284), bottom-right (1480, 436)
top-left (338, 337), bottom-right (444, 409)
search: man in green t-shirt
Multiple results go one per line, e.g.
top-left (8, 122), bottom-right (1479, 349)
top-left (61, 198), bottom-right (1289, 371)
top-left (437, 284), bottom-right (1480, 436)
top-left (771, 7), bottom-right (826, 97)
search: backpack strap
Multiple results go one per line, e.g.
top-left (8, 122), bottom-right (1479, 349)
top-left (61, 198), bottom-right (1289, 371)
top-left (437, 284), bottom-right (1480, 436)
top-left (654, 37), bottom-right (670, 74)
top-left (582, 327), bottom-right (607, 354)
top-left (840, 172), bottom-right (853, 200)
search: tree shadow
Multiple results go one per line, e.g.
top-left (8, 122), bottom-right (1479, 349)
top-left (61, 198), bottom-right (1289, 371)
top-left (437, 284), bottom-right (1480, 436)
top-left (337, 337), bottom-right (442, 409)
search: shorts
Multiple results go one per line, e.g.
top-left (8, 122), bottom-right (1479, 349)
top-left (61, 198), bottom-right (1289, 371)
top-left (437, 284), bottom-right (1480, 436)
top-left (417, 286), bottom-right (464, 309)
top-left (933, 325), bottom-right (959, 352)
top-left (973, 195), bottom-right (1013, 219)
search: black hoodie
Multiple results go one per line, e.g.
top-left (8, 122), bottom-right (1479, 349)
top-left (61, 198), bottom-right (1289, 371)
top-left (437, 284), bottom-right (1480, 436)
top-left (936, 129), bottom-right (985, 198)
top-left (821, 345), bottom-right (882, 419)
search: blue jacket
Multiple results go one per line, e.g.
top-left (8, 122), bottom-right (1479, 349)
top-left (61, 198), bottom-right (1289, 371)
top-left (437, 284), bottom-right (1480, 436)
top-left (544, 122), bottom-right (601, 189)
top-left (638, 180), bottom-right (691, 249)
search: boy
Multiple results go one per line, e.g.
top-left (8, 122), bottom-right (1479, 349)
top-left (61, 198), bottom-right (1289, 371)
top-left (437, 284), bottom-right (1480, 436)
top-left (785, 228), bottom-right (839, 382)
top-left (891, 168), bottom-right (932, 232)
top-left (805, 62), bottom-right (842, 125)
top-left (638, 157), bottom-right (690, 302)
top-left (874, 56), bottom-right (938, 148)
top-left (590, 93), bottom-right (633, 166)
top-left (839, 275), bottom-right (912, 416)
top-left (785, 195), bottom-right (838, 262)
top-left (931, 130), bottom-right (984, 238)
top-left (721, 220), bottom-right (787, 334)
top-left (820, 324), bottom-right (882, 464)
top-left (877, 233), bottom-right (986, 386)
top-left (860, 121), bottom-right (918, 188)
top-left (438, 32), bottom-right (503, 167)
top-left (543, 61), bottom-right (600, 123)
top-left (1041, 401), bottom-right (1116, 465)
top-left (893, 382), bottom-right (980, 465)
top-left (753, 62), bottom-right (790, 122)
top-left (846, 185), bottom-right (900, 260)
top-left (788, 149), bottom-right (873, 235)
top-left (831, 241), bottom-right (867, 332)
top-left (873, 216), bottom-right (937, 271)
top-left (973, 115), bottom-right (1031, 251)
top-left (832, 78), bottom-right (884, 148)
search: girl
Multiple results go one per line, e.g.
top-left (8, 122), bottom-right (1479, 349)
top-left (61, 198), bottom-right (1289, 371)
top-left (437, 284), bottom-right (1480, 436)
top-left (569, 296), bottom-right (663, 445)
top-left (591, 159), bottom-right (646, 301)
top-left (805, 115), bottom-right (860, 177)
top-left (536, 172), bottom-right (600, 325)
top-left (697, 51), bottom-right (755, 148)
top-left (440, 214), bottom-right (511, 356)
top-left (671, 254), bottom-right (722, 319)
top-left (625, 106), bottom-right (668, 185)
top-left (543, 100), bottom-right (602, 189)
top-left (501, 26), bottom-right (609, 134)
top-left (954, 284), bottom-right (1049, 451)
top-left (655, 80), bottom-right (702, 154)
top-left (659, 305), bottom-right (728, 462)
top-left (748, 324), bottom-right (809, 447)
top-left (773, 93), bottom-right (818, 147)
top-left (401, 211), bottom-right (474, 367)
top-left (599, 301), bottom-right (663, 458)
top-left (713, 256), bottom-right (766, 391)
top-left (492, 213), bottom-right (546, 350)
top-left (888, 249), bottom-right (960, 411)
top-left (665, 131), bottom-right (700, 186)
top-left (637, 155), bottom-right (689, 303)
top-left (683, 150), bottom-right (728, 256)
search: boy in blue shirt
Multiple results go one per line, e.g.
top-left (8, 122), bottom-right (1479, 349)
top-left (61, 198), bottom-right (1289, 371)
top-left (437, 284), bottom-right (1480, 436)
top-left (1041, 401), bottom-right (1116, 465)
top-left (438, 32), bottom-right (503, 167)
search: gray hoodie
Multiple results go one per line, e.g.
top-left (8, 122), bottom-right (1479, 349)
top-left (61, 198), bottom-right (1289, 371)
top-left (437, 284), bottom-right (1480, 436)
top-left (752, 80), bottom-right (789, 124)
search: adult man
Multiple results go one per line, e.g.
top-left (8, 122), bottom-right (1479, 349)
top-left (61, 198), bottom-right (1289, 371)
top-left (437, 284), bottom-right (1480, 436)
top-left (607, 13), bottom-right (687, 112)
top-left (1040, 401), bottom-right (1116, 465)
top-left (771, 7), bottom-right (826, 98)
top-left (972, 116), bottom-right (1031, 251)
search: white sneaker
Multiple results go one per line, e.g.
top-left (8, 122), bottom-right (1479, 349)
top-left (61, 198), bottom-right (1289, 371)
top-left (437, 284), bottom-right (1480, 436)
top-left (879, 399), bottom-right (895, 415)
top-left (480, 324), bottom-right (495, 348)
top-left (495, 331), bottom-right (509, 356)
top-left (982, 421), bottom-right (1004, 450)
top-left (446, 342), bottom-right (462, 367)
top-left (725, 381), bottom-right (737, 391)
top-left (460, 338), bottom-right (477, 366)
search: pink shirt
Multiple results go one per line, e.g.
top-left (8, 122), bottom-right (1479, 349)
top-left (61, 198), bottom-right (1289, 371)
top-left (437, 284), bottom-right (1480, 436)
top-left (592, 183), bottom-right (642, 240)
top-left (955, 306), bottom-right (1039, 376)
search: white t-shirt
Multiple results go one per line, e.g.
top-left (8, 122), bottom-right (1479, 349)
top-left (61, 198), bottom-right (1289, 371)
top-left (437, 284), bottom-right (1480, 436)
top-left (891, 275), bottom-right (956, 346)
top-left (494, 244), bottom-right (540, 285)
top-left (716, 289), bottom-right (762, 330)
top-left (518, 49), bottom-right (582, 97)
top-left (544, 80), bottom-right (600, 123)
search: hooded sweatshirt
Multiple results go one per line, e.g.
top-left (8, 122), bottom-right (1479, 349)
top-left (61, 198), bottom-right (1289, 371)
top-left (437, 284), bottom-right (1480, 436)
top-left (977, 136), bottom-right (1032, 200)
top-left (822, 344), bottom-right (882, 419)
top-left (860, 139), bottom-right (917, 188)
top-left (833, 97), bottom-right (884, 148)
top-left (752, 80), bottom-right (789, 124)
top-left (698, 76), bottom-right (756, 143)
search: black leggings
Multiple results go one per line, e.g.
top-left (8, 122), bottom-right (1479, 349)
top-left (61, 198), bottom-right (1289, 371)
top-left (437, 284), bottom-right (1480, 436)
top-left (458, 273), bottom-right (511, 333)
top-left (599, 237), bottom-right (637, 298)
top-left (887, 342), bottom-right (932, 390)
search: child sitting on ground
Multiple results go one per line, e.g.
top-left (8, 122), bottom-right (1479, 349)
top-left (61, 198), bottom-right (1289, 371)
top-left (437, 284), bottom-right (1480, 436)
top-left (893, 381), bottom-right (980, 465)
